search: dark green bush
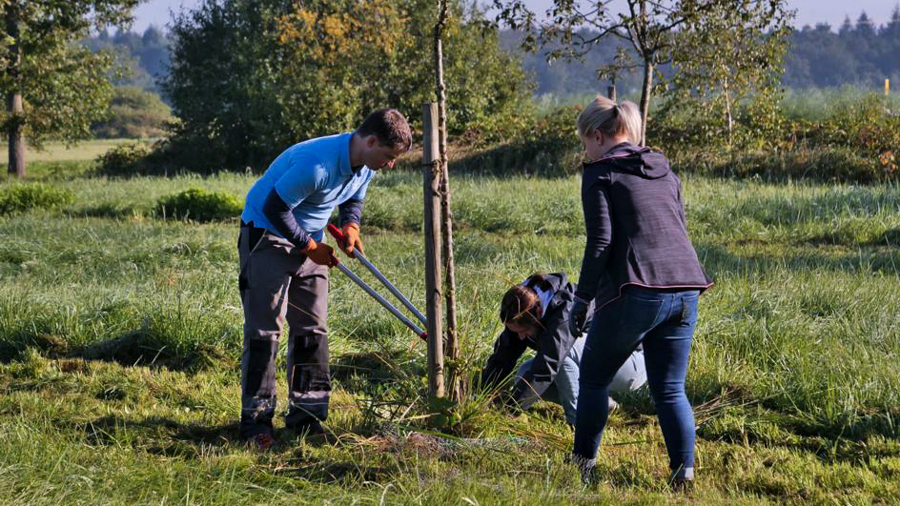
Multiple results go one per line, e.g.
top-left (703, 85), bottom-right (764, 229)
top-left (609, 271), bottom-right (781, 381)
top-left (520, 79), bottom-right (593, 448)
top-left (0, 183), bottom-right (75, 215)
top-left (155, 188), bottom-right (242, 222)
top-left (669, 146), bottom-right (890, 183)
top-left (93, 142), bottom-right (154, 177)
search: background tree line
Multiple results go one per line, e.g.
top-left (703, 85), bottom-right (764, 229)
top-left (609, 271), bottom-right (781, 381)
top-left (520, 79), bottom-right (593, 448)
top-left (6, 0), bottom-right (900, 180)
top-left (505, 7), bottom-right (900, 99)
top-left (85, 6), bottom-right (900, 121)
top-left (84, 25), bottom-right (171, 94)
top-left (784, 8), bottom-right (900, 88)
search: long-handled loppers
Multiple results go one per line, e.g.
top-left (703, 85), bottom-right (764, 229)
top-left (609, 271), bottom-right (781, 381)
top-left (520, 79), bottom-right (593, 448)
top-left (327, 224), bottom-right (427, 341)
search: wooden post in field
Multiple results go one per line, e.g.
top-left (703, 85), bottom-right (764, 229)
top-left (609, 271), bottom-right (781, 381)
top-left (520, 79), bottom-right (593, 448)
top-left (607, 84), bottom-right (617, 102)
top-left (886, 79), bottom-right (890, 96)
top-left (423, 103), bottom-right (445, 400)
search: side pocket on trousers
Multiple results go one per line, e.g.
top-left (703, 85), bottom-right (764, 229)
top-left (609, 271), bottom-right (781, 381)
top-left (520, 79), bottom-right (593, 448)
top-left (239, 228), bottom-right (266, 293)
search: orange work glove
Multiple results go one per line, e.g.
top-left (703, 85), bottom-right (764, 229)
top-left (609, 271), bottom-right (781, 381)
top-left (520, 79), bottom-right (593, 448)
top-left (340, 223), bottom-right (364, 258)
top-left (301, 238), bottom-right (338, 267)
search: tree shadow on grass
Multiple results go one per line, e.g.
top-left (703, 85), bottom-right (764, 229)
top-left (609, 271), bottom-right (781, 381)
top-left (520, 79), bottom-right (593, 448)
top-left (695, 241), bottom-right (900, 277)
top-left (83, 413), bottom-right (393, 482)
top-left (70, 204), bottom-right (141, 220)
top-left (79, 329), bottom-right (232, 372)
top-left (863, 227), bottom-right (900, 247)
top-left (84, 414), bottom-right (240, 458)
top-left (331, 350), bottom-right (426, 396)
top-left (724, 187), bottom-right (900, 229)
top-left (272, 460), bottom-right (392, 484)
top-left (391, 141), bottom-right (579, 180)
top-left (0, 328), bottom-right (232, 374)
top-left (615, 384), bottom-right (900, 465)
top-left (445, 143), bottom-right (580, 179)
top-left (331, 351), bottom-right (398, 385)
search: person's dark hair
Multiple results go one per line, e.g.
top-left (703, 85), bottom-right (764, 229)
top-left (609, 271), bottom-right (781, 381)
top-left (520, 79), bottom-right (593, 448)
top-left (499, 273), bottom-right (551, 327)
top-left (356, 108), bottom-right (412, 151)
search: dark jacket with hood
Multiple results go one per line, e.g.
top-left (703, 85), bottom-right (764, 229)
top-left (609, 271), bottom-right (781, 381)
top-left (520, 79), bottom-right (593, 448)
top-left (480, 273), bottom-right (590, 411)
top-left (576, 143), bottom-right (712, 307)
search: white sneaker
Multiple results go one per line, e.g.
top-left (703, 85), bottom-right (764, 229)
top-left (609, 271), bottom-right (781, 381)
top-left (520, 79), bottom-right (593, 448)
top-left (608, 397), bottom-right (619, 412)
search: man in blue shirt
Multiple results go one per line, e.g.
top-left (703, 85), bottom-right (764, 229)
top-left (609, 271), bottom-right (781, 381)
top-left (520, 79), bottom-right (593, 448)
top-left (238, 109), bottom-right (412, 448)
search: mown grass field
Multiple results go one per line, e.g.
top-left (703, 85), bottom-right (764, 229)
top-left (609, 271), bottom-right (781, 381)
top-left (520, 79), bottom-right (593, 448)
top-left (0, 139), bottom-right (158, 181)
top-left (0, 139), bottom-right (150, 164)
top-left (0, 141), bottom-right (898, 505)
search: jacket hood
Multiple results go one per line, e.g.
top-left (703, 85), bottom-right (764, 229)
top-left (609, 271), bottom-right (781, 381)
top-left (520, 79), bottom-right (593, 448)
top-left (585, 142), bottom-right (670, 180)
top-left (524, 272), bottom-right (570, 293)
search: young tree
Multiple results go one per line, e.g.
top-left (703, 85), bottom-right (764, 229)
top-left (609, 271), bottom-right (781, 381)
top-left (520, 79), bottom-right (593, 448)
top-left (494, 0), bottom-right (790, 145)
top-left (0, 0), bottom-right (140, 177)
top-left (432, 0), bottom-right (460, 402)
top-left (664, 0), bottom-right (792, 147)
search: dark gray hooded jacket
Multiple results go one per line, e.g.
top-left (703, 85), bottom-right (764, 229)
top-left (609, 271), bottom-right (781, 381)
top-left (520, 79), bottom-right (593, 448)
top-left (576, 143), bottom-right (712, 308)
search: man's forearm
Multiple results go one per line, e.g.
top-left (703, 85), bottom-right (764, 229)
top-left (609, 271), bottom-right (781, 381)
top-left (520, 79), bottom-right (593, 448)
top-left (262, 188), bottom-right (311, 249)
top-left (338, 198), bottom-right (364, 227)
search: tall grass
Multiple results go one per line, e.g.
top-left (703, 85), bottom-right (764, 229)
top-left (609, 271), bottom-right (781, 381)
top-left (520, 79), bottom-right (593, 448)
top-left (781, 86), bottom-right (900, 121)
top-left (1, 167), bottom-right (899, 504)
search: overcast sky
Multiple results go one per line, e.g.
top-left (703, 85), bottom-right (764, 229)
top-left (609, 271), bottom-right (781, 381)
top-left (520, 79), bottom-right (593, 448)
top-left (132, 0), bottom-right (899, 33)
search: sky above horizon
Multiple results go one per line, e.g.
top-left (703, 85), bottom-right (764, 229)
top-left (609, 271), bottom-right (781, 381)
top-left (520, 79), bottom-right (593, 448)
top-left (132, 0), bottom-right (898, 33)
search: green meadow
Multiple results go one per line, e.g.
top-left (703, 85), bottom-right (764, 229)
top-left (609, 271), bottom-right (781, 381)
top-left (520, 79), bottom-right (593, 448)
top-left (1, 143), bottom-right (898, 505)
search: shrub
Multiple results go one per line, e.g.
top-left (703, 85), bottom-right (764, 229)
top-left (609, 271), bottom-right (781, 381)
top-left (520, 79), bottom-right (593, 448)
top-left (669, 146), bottom-right (892, 183)
top-left (447, 106), bottom-right (583, 177)
top-left (0, 183), bottom-right (75, 215)
top-left (91, 85), bottom-right (173, 139)
top-left (155, 188), bottom-right (242, 222)
top-left (93, 142), bottom-right (154, 177)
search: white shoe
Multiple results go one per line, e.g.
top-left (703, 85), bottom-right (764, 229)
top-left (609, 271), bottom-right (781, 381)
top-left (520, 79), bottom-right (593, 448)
top-left (608, 397), bottom-right (618, 412)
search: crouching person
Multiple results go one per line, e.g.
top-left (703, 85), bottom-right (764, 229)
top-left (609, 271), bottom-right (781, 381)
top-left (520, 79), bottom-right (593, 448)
top-left (237, 109), bottom-right (412, 448)
top-left (479, 273), bottom-right (646, 426)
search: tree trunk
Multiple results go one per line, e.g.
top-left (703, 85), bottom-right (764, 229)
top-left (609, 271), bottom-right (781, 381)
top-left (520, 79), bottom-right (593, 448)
top-left (5, 2), bottom-right (25, 178)
top-left (723, 76), bottom-right (733, 148)
top-left (434, 0), bottom-right (460, 401)
top-left (638, 59), bottom-right (654, 146)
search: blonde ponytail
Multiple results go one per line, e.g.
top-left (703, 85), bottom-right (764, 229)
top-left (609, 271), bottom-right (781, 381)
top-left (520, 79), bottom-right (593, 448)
top-left (577, 95), bottom-right (642, 145)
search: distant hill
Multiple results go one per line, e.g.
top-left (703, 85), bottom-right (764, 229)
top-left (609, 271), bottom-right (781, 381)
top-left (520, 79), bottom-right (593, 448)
top-left (83, 26), bottom-right (171, 98)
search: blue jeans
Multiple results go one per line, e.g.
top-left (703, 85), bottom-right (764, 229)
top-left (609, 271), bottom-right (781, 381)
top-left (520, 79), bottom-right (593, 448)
top-left (517, 338), bottom-right (647, 425)
top-left (573, 286), bottom-right (700, 479)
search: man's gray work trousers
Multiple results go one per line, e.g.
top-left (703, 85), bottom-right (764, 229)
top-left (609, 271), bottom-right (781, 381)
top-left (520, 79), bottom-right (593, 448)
top-left (238, 222), bottom-right (330, 438)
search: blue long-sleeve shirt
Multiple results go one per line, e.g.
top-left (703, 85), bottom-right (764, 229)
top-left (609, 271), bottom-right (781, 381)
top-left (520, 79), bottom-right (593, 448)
top-left (241, 132), bottom-right (374, 248)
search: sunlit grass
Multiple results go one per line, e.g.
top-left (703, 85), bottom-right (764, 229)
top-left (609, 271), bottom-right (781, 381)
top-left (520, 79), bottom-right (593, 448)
top-left (1, 167), bottom-right (899, 504)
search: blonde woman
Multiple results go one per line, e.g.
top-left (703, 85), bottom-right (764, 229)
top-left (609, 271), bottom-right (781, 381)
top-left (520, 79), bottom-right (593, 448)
top-left (568, 96), bottom-right (712, 487)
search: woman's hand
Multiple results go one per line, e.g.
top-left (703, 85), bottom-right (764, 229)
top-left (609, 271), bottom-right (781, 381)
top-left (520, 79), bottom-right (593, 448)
top-left (568, 296), bottom-right (590, 336)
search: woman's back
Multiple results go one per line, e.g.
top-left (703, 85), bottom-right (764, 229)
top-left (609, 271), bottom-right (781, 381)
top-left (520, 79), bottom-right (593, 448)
top-left (577, 143), bottom-right (711, 307)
